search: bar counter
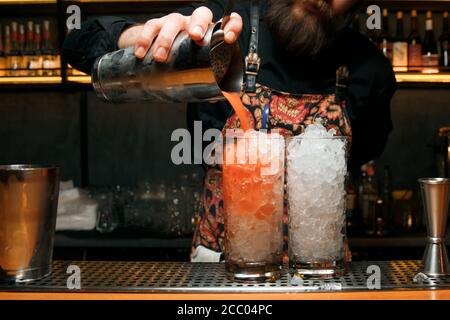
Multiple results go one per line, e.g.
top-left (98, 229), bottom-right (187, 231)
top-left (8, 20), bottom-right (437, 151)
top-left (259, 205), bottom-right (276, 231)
top-left (1, 260), bottom-right (450, 300)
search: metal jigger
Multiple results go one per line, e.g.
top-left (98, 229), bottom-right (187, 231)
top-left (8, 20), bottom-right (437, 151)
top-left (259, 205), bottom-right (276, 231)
top-left (418, 178), bottom-right (450, 276)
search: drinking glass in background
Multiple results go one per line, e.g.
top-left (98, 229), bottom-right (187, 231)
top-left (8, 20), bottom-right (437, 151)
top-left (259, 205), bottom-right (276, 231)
top-left (222, 131), bottom-right (285, 283)
top-left (287, 132), bottom-right (349, 280)
top-left (116, 173), bottom-right (202, 237)
top-left (95, 190), bottom-right (117, 234)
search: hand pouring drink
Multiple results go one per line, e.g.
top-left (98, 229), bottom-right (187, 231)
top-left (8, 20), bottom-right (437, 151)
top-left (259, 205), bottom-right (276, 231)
top-left (92, 1), bottom-right (242, 104)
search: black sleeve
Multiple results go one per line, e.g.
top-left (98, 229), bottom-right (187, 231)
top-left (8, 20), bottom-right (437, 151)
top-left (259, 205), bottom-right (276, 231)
top-left (62, 1), bottom-right (228, 74)
top-left (62, 17), bottom-right (136, 74)
top-left (349, 67), bottom-right (397, 170)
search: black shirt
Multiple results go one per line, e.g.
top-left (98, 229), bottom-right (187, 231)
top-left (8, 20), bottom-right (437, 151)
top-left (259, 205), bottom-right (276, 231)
top-left (62, 0), bottom-right (397, 170)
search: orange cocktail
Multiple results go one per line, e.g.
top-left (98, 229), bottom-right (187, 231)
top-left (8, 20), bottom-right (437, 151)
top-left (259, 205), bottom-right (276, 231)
top-left (222, 130), bottom-right (285, 282)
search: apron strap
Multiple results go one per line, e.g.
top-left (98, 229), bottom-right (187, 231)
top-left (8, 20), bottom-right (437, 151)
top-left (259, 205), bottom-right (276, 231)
top-left (334, 65), bottom-right (349, 104)
top-left (244, 0), bottom-right (261, 93)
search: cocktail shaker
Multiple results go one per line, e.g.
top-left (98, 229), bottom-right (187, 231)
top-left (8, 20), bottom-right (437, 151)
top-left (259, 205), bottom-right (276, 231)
top-left (0, 165), bottom-right (60, 283)
top-left (92, 21), bottom-right (243, 104)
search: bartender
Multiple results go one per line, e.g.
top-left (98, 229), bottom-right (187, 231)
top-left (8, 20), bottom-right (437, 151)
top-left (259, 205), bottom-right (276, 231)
top-left (63, 0), bottom-right (396, 261)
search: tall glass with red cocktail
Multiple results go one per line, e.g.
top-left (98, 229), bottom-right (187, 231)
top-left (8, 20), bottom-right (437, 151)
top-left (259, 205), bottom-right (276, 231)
top-left (222, 130), bottom-right (285, 282)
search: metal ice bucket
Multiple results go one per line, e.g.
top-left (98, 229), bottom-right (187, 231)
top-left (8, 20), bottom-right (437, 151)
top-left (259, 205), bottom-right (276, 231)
top-left (0, 165), bottom-right (60, 283)
top-left (92, 22), bottom-right (243, 103)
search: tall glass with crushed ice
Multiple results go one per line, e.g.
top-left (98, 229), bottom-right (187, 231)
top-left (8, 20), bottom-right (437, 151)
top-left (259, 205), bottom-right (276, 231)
top-left (287, 122), bottom-right (348, 279)
top-left (222, 130), bottom-right (285, 282)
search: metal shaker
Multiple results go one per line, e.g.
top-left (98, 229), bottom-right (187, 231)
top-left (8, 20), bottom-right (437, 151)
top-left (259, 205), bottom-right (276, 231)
top-left (92, 21), bottom-right (243, 103)
top-left (0, 165), bottom-right (60, 283)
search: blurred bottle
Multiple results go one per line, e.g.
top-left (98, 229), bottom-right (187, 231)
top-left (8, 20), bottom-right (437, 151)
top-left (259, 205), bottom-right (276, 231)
top-left (375, 197), bottom-right (385, 237)
top-left (0, 25), bottom-right (6, 76)
top-left (33, 23), bottom-right (43, 76)
top-left (422, 11), bottom-right (440, 73)
top-left (4, 25), bottom-right (11, 76)
top-left (41, 20), bottom-right (60, 76)
top-left (392, 11), bottom-right (408, 72)
top-left (440, 11), bottom-right (450, 67)
top-left (24, 21), bottom-right (35, 76)
top-left (408, 10), bottom-right (422, 70)
top-left (378, 9), bottom-right (393, 63)
top-left (392, 190), bottom-right (415, 234)
top-left (359, 162), bottom-right (379, 236)
top-left (381, 166), bottom-right (392, 231)
top-left (18, 24), bottom-right (27, 76)
top-left (8, 22), bottom-right (21, 76)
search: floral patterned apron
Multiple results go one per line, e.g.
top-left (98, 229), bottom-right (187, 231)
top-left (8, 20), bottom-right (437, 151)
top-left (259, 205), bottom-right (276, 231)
top-left (191, 71), bottom-right (353, 257)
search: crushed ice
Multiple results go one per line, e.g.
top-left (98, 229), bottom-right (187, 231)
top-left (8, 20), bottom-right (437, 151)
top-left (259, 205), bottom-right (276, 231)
top-left (287, 119), bottom-right (348, 261)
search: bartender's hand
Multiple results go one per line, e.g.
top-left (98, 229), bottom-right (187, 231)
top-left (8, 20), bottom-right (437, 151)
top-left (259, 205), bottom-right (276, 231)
top-left (118, 7), bottom-right (243, 62)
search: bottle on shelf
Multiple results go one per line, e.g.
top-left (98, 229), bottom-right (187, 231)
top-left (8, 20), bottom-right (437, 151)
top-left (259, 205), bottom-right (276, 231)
top-left (408, 10), bottom-right (422, 70)
top-left (422, 11), bottom-right (440, 73)
top-left (358, 162), bottom-right (379, 236)
top-left (378, 9), bottom-right (393, 63)
top-left (33, 23), bottom-right (43, 76)
top-left (440, 11), bottom-right (450, 68)
top-left (24, 21), bottom-right (35, 76)
top-left (392, 11), bottom-right (408, 72)
top-left (18, 24), bottom-right (27, 76)
top-left (374, 197), bottom-right (385, 237)
top-left (41, 20), bottom-right (60, 76)
top-left (8, 22), bottom-right (21, 76)
top-left (3, 25), bottom-right (11, 76)
top-left (0, 25), bottom-right (6, 77)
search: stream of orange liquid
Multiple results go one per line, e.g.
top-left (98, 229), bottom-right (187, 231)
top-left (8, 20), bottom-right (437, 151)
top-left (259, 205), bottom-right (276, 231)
top-left (222, 91), bottom-right (251, 131)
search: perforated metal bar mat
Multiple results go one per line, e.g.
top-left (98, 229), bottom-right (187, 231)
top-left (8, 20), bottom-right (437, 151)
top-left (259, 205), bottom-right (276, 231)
top-left (2, 260), bottom-right (450, 293)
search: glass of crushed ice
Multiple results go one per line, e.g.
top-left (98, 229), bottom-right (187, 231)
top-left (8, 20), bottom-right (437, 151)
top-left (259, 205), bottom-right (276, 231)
top-left (222, 130), bottom-right (285, 283)
top-left (286, 121), bottom-right (349, 279)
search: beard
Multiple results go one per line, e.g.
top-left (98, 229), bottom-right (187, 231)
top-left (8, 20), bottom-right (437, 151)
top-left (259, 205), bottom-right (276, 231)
top-left (265, 0), bottom-right (354, 57)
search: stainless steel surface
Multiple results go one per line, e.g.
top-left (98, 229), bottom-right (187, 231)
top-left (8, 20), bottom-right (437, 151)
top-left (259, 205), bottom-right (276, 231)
top-left (92, 21), bottom-right (243, 104)
top-left (419, 178), bottom-right (450, 276)
top-left (1, 261), bottom-right (450, 292)
top-left (0, 165), bottom-right (60, 283)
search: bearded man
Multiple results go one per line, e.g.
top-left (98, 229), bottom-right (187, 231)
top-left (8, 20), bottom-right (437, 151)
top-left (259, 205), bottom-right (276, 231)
top-left (63, 0), bottom-right (396, 261)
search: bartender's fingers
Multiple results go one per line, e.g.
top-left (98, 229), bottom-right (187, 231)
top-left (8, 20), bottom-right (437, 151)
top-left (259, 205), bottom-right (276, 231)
top-left (187, 6), bottom-right (214, 41)
top-left (222, 12), bottom-right (243, 44)
top-left (135, 19), bottom-right (162, 59)
top-left (152, 13), bottom-right (188, 62)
